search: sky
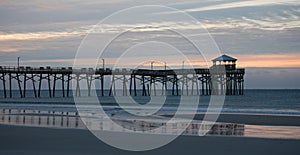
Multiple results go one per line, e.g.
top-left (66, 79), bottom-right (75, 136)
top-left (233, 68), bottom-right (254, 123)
top-left (0, 0), bottom-right (299, 89)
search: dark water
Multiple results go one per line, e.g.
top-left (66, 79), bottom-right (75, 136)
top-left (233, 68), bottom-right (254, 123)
top-left (222, 89), bottom-right (300, 114)
top-left (0, 89), bottom-right (299, 115)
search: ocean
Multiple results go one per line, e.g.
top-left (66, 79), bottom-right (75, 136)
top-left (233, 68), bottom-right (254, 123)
top-left (0, 89), bottom-right (299, 115)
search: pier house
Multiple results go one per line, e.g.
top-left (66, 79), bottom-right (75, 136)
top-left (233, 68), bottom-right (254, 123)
top-left (210, 54), bottom-right (244, 95)
top-left (212, 54), bottom-right (237, 70)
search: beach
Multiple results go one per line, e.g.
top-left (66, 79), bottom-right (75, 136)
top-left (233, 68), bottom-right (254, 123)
top-left (1, 124), bottom-right (299, 155)
top-left (1, 108), bottom-right (300, 154)
top-left (1, 90), bottom-right (300, 154)
top-left (179, 113), bottom-right (300, 126)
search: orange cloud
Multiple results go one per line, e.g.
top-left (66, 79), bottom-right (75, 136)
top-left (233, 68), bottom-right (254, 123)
top-left (18, 53), bottom-right (300, 68)
top-left (0, 46), bottom-right (37, 53)
top-left (0, 31), bottom-right (84, 41)
top-left (236, 53), bottom-right (300, 68)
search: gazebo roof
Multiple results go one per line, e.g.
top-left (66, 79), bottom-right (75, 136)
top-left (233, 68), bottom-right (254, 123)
top-left (212, 54), bottom-right (237, 62)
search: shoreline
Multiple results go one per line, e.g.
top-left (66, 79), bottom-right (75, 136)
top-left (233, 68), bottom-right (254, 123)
top-left (1, 104), bottom-right (300, 126)
top-left (0, 124), bottom-right (299, 155)
top-left (170, 113), bottom-right (300, 126)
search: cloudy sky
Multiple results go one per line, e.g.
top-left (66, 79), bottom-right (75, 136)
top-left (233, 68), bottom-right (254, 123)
top-left (0, 0), bottom-right (299, 89)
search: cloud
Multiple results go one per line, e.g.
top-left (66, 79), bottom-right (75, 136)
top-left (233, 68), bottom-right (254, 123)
top-left (0, 0), bottom-right (131, 11)
top-left (1, 14), bottom-right (299, 43)
top-left (241, 17), bottom-right (300, 31)
top-left (0, 30), bottom-right (87, 41)
top-left (0, 46), bottom-right (37, 53)
top-left (184, 0), bottom-right (300, 12)
top-left (202, 15), bottom-right (300, 31)
top-left (0, 0), bottom-right (299, 44)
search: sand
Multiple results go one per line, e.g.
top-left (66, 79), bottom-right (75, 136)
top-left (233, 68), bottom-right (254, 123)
top-left (0, 124), bottom-right (299, 155)
top-left (164, 113), bottom-right (300, 126)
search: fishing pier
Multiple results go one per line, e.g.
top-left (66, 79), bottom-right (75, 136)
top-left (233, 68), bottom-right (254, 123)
top-left (0, 55), bottom-right (245, 98)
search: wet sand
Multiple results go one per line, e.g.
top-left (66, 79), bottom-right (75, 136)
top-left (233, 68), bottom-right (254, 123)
top-left (0, 124), bottom-right (299, 155)
top-left (165, 113), bottom-right (300, 126)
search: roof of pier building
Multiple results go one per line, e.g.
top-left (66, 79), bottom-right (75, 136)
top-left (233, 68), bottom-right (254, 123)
top-left (212, 54), bottom-right (237, 62)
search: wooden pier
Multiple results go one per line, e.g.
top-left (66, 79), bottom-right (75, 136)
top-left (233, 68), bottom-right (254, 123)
top-left (0, 55), bottom-right (245, 98)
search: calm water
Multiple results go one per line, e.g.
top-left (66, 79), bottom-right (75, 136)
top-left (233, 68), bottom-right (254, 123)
top-left (0, 89), bottom-right (299, 115)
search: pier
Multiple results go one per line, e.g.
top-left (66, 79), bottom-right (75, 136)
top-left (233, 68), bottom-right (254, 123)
top-left (0, 55), bottom-right (245, 98)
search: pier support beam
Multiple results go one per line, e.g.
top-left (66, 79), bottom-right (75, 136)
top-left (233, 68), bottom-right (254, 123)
top-left (47, 74), bottom-right (52, 97)
top-left (23, 73), bottom-right (27, 97)
top-left (31, 74), bottom-right (37, 98)
top-left (1, 73), bottom-right (6, 98)
top-left (16, 73), bottom-right (23, 98)
top-left (9, 73), bottom-right (12, 98)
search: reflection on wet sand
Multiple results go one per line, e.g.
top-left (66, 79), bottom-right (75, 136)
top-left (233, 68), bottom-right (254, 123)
top-left (3, 108), bottom-right (300, 139)
top-left (4, 108), bottom-right (300, 139)
top-left (1, 109), bottom-right (84, 129)
top-left (245, 125), bottom-right (300, 139)
top-left (0, 108), bottom-right (246, 137)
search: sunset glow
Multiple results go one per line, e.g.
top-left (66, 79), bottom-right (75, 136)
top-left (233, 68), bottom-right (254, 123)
top-left (6, 53), bottom-right (299, 68)
top-left (0, 0), bottom-right (299, 89)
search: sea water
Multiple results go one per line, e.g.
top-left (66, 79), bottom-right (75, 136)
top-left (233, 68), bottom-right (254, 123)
top-left (0, 89), bottom-right (299, 115)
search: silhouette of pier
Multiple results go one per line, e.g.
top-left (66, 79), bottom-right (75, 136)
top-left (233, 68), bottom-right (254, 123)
top-left (0, 55), bottom-right (245, 98)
